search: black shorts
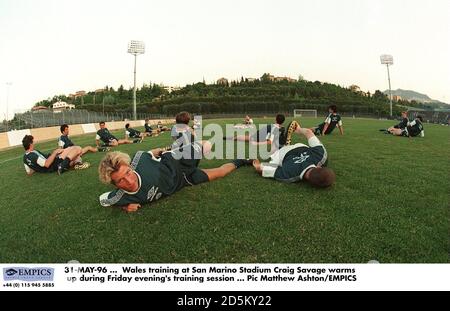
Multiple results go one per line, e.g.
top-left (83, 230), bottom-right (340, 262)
top-left (49, 157), bottom-right (64, 172)
top-left (182, 167), bottom-right (209, 185)
top-left (315, 123), bottom-right (335, 135)
top-left (172, 142), bottom-right (209, 185)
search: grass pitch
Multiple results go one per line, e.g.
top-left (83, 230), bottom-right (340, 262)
top-left (0, 117), bottom-right (448, 263)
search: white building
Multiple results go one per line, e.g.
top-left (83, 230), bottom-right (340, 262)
top-left (52, 101), bottom-right (75, 111)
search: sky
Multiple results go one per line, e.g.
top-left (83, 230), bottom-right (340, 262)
top-left (0, 0), bottom-right (449, 120)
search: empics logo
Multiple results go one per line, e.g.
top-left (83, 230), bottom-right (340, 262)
top-left (3, 267), bottom-right (54, 281)
top-left (5, 268), bottom-right (18, 276)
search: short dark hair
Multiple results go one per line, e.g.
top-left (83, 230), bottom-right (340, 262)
top-left (125, 123), bottom-right (130, 129)
top-left (308, 167), bottom-right (335, 188)
top-left (276, 114), bottom-right (285, 125)
top-left (417, 115), bottom-right (423, 122)
top-left (328, 105), bottom-right (337, 113)
top-left (175, 111), bottom-right (191, 125)
top-left (99, 121), bottom-right (105, 125)
top-left (60, 124), bottom-right (69, 133)
top-left (22, 135), bottom-right (34, 150)
top-left (145, 119), bottom-right (149, 122)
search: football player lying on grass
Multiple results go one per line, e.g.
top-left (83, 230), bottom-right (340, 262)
top-left (387, 115), bottom-right (425, 138)
top-left (310, 105), bottom-right (343, 136)
top-left (98, 140), bottom-right (252, 213)
top-left (96, 121), bottom-right (137, 148)
top-left (22, 134), bottom-right (90, 176)
top-left (125, 123), bottom-right (147, 142)
top-left (225, 114), bottom-right (286, 149)
top-left (59, 124), bottom-right (110, 154)
top-left (252, 121), bottom-right (335, 188)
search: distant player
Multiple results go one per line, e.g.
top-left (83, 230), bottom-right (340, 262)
top-left (157, 120), bottom-right (171, 132)
top-left (22, 135), bottom-right (89, 176)
top-left (244, 115), bottom-right (254, 125)
top-left (379, 111), bottom-right (409, 134)
top-left (252, 120), bottom-right (335, 187)
top-left (226, 114), bottom-right (286, 149)
top-left (124, 123), bottom-right (146, 142)
top-left (311, 105), bottom-right (343, 136)
top-left (95, 121), bottom-right (134, 147)
top-left (59, 124), bottom-right (109, 154)
top-left (144, 119), bottom-right (159, 136)
top-left (389, 115), bottom-right (425, 138)
top-left (97, 144), bottom-right (251, 212)
top-left (171, 111), bottom-right (195, 141)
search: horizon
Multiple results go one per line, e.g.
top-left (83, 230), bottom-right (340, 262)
top-left (1, 0), bottom-right (449, 120)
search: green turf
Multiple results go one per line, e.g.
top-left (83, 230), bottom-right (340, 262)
top-left (0, 118), bottom-right (448, 263)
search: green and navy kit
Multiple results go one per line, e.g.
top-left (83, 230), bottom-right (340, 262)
top-left (260, 140), bottom-right (328, 183)
top-left (394, 117), bottom-right (409, 129)
top-left (125, 127), bottom-right (141, 138)
top-left (144, 123), bottom-right (153, 133)
top-left (99, 150), bottom-right (208, 207)
top-left (58, 135), bottom-right (74, 149)
top-left (23, 150), bottom-right (61, 174)
top-left (315, 113), bottom-right (342, 135)
top-left (171, 124), bottom-right (192, 140)
top-left (405, 119), bottom-right (424, 137)
top-left (96, 128), bottom-right (117, 144)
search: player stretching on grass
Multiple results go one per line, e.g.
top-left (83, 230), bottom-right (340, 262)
top-left (22, 135), bottom-right (89, 175)
top-left (96, 121), bottom-right (136, 148)
top-left (98, 141), bottom-right (252, 212)
top-left (311, 105), bottom-right (343, 136)
top-left (59, 124), bottom-right (109, 154)
top-left (252, 120), bottom-right (335, 187)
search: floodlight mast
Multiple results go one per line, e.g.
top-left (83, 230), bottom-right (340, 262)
top-left (380, 55), bottom-right (394, 117)
top-left (127, 41), bottom-right (145, 120)
top-left (5, 82), bottom-right (12, 132)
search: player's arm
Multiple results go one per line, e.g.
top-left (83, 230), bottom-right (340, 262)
top-left (253, 159), bottom-right (279, 178)
top-left (57, 139), bottom-right (65, 149)
top-left (321, 116), bottom-right (332, 135)
top-left (95, 134), bottom-right (101, 147)
top-left (44, 148), bottom-right (63, 168)
top-left (122, 203), bottom-right (141, 213)
top-left (24, 164), bottom-right (34, 176)
top-left (321, 123), bottom-right (329, 136)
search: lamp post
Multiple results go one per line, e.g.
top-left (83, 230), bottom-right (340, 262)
top-left (380, 54), bottom-right (394, 117)
top-left (5, 82), bottom-right (12, 132)
top-left (127, 40), bottom-right (145, 120)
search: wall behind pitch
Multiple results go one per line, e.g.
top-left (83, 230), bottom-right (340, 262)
top-left (0, 119), bottom-right (174, 150)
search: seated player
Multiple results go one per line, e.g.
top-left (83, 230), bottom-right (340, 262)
top-left (311, 105), bottom-right (343, 136)
top-left (193, 118), bottom-right (202, 130)
top-left (96, 121), bottom-right (134, 148)
top-left (144, 119), bottom-right (159, 136)
top-left (252, 120), bottom-right (335, 188)
top-left (22, 135), bottom-right (89, 176)
top-left (157, 120), bottom-right (171, 132)
top-left (226, 114), bottom-right (286, 149)
top-left (98, 142), bottom-right (251, 213)
top-left (124, 123), bottom-right (145, 142)
top-left (171, 111), bottom-right (195, 141)
top-left (244, 115), bottom-right (254, 125)
top-left (59, 124), bottom-right (109, 154)
top-left (389, 115), bottom-right (425, 138)
top-left (380, 111), bottom-right (409, 134)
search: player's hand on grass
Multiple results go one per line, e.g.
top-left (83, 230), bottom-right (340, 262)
top-left (123, 203), bottom-right (141, 213)
top-left (252, 159), bottom-right (262, 173)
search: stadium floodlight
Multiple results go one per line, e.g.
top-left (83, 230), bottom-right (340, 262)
top-left (5, 82), bottom-right (12, 132)
top-left (380, 54), bottom-right (394, 117)
top-left (127, 40), bottom-right (145, 120)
